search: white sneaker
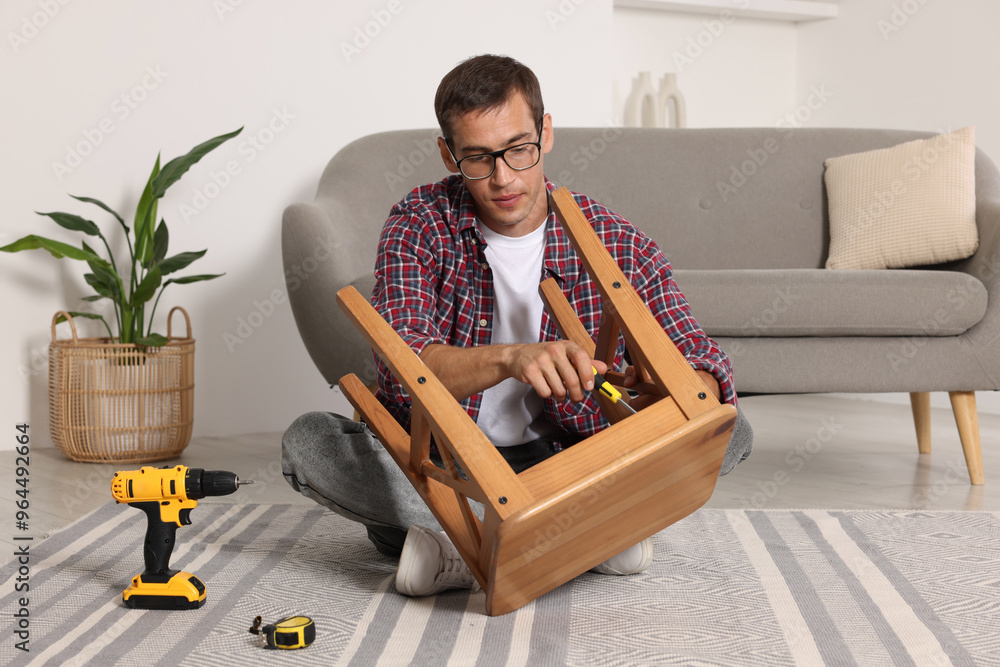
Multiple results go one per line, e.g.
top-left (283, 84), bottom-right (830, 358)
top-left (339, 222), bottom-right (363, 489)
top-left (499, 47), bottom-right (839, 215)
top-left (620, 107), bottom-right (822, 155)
top-left (589, 537), bottom-right (654, 575)
top-left (395, 525), bottom-right (479, 596)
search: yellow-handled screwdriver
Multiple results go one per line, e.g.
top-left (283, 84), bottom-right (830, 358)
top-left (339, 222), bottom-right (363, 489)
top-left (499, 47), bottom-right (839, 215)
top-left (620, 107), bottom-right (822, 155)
top-left (592, 367), bottom-right (637, 415)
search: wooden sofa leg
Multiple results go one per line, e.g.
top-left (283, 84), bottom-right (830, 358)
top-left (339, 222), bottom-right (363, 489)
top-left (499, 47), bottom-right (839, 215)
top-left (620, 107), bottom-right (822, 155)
top-left (948, 391), bottom-right (985, 485)
top-left (909, 392), bottom-right (931, 454)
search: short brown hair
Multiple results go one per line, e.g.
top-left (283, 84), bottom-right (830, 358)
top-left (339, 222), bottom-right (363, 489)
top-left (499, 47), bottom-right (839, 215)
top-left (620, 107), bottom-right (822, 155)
top-left (434, 54), bottom-right (545, 142)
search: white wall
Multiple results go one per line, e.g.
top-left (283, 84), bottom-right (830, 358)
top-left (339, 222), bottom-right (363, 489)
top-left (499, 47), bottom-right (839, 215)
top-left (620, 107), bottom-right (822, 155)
top-left (798, 0), bottom-right (1000, 415)
top-left (613, 6), bottom-right (798, 128)
top-left (798, 0), bottom-right (1000, 163)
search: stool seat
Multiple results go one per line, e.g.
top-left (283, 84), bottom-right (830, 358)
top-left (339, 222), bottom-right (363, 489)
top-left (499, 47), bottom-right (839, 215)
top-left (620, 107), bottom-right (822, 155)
top-left (337, 187), bottom-right (735, 615)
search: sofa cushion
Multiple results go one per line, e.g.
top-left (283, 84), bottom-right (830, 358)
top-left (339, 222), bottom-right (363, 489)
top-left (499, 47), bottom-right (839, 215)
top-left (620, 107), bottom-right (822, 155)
top-left (673, 269), bottom-right (986, 337)
top-left (824, 127), bottom-right (978, 270)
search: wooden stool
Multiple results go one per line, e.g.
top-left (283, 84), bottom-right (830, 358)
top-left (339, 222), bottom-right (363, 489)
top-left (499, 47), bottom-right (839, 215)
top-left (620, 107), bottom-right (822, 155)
top-left (337, 187), bottom-right (736, 616)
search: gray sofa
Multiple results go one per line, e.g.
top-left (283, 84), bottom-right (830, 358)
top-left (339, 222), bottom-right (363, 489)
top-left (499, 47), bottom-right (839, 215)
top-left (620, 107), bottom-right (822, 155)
top-left (282, 127), bottom-right (1000, 484)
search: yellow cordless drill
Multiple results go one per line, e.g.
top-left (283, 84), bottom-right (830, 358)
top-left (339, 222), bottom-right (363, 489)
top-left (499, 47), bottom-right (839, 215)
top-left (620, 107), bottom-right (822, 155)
top-left (111, 465), bottom-right (253, 610)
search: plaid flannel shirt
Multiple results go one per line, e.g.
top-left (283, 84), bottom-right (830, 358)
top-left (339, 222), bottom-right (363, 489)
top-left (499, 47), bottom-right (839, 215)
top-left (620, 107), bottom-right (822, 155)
top-left (371, 174), bottom-right (736, 438)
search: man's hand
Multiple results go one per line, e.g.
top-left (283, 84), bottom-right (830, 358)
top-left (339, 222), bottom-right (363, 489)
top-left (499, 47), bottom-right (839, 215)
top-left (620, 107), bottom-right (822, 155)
top-left (420, 341), bottom-right (607, 403)
top-left (622, 365), bottom-right (721, 410)
top-left (507, 341), bottom-right (608, 403)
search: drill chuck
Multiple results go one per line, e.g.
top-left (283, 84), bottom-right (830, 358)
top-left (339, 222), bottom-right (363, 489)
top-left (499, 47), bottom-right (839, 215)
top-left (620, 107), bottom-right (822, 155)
top-left (185, 468), bottom-right (251, 499)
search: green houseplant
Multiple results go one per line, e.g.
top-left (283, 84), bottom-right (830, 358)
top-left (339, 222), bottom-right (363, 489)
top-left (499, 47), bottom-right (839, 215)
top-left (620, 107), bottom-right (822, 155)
top-left (3, 127), bottom-right (242, 463)
top-left (2, 127), bottom-right (242, 345)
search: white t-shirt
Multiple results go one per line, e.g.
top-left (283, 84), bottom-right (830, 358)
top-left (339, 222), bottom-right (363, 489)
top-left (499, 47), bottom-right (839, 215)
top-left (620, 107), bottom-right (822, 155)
top-left (476, 220), bottom-right (556, 447)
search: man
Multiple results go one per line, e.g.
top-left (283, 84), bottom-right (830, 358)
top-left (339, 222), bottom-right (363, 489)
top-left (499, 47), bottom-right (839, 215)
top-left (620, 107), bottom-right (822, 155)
top-left (283, 55), bottom-right (752, 599)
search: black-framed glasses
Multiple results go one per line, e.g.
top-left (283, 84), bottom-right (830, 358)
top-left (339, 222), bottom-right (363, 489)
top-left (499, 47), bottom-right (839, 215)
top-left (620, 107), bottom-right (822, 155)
top-left (446, 121), bottom-right (543, 180)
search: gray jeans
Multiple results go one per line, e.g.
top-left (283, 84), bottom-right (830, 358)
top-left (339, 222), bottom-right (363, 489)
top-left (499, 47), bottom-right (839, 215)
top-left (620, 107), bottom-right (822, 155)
top-left (282, 407), bottom-right (752, 557)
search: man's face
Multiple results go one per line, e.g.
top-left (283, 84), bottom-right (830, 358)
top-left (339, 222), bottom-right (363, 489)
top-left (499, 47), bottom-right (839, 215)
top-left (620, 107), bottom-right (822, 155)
top-left (438, 92), bottom-right (553, 237)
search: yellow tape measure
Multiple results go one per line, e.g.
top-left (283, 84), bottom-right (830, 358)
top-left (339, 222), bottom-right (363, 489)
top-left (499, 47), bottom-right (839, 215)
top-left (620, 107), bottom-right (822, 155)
top-left (249, 614), bottom-right (315, 650)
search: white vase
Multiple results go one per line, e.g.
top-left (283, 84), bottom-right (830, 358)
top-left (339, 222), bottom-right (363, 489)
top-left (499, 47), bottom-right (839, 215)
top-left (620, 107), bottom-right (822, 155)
top-left (624, 71), bottom-right (660, 128)
top-left (658, 73), bottom-right (687, 128)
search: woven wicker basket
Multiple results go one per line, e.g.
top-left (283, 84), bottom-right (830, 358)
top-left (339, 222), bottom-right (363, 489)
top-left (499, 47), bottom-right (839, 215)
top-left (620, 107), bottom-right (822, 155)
top-left (48, 307), bottom-right (195, 463)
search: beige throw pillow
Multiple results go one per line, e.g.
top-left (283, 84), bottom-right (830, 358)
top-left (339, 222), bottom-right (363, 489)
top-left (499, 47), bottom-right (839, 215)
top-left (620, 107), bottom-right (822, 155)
top-left (824, 126), bottom-right (977, 270)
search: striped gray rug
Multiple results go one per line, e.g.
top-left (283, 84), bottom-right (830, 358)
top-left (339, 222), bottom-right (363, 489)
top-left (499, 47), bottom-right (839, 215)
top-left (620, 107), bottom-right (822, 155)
top-left (2, 504), bottom-right (997, 666)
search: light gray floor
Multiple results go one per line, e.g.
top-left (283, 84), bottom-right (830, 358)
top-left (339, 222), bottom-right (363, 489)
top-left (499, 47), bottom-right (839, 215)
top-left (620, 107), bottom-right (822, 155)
top-left (2, 393), bottom-right (997, 564)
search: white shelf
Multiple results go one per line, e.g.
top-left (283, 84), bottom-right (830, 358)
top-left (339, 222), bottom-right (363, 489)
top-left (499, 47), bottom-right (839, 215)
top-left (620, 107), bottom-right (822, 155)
top-left (614, 0), bottom-right (838, 22)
